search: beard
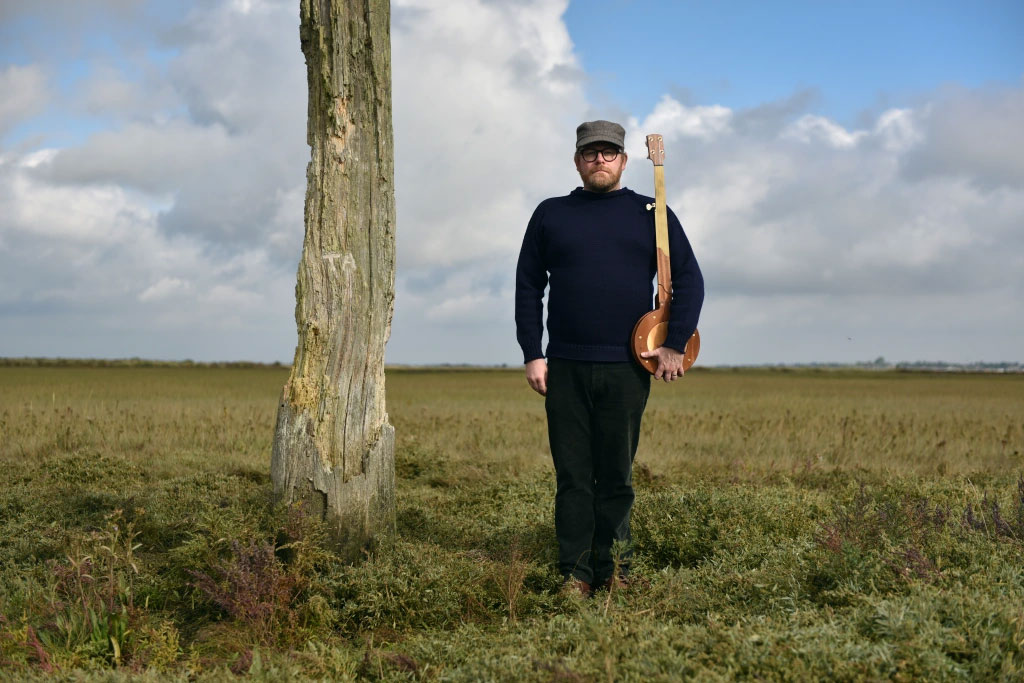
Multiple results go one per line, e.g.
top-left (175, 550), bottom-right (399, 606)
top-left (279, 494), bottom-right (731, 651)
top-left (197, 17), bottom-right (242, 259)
top-left (582, 167), bottom-right (622, 192)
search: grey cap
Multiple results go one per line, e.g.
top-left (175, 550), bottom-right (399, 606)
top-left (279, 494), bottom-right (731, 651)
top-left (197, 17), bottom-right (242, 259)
top-left (575, 120), bottom-right (625, 150)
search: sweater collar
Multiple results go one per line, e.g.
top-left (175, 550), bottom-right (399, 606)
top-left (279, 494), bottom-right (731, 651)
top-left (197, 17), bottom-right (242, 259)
top-left (570, 187), bottom-right (632, 200)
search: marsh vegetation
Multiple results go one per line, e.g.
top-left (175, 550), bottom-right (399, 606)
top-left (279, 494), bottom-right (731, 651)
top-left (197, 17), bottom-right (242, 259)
top-left (1, 364), bottom-right (1022, 679)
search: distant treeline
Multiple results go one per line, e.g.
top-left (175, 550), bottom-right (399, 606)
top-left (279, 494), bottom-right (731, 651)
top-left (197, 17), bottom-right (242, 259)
top-left (1, 357), bottom-right (1020, 373)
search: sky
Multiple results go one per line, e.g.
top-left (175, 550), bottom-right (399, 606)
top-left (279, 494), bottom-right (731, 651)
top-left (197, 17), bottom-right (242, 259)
top-left (1, 0), bottom-right (1022, 366)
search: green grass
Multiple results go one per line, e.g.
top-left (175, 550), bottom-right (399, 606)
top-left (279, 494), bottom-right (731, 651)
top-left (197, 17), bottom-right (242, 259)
top-left (1, 366), bottom-right (1023, 679)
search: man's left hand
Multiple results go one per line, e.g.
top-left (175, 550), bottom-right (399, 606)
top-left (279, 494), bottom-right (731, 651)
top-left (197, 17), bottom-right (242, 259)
top-left (640, 346), bottom-right (685, 382)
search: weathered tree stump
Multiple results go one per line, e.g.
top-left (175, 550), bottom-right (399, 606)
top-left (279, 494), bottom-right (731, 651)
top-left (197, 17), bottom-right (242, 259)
top-left (271, 0), bottom-right (395, 559)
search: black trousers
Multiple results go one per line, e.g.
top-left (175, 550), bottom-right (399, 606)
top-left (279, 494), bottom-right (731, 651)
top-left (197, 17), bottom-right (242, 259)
top-left (545, 358), bottom-right (651, 584)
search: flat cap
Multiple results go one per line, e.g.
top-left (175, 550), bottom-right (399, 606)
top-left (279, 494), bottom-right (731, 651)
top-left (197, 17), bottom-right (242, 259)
top-left (575, 120), bottom-right (625, 150)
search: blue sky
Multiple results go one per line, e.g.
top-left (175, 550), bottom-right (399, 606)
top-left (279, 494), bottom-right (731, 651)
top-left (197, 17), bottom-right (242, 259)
top-left (0, 0), bottom-right (1022, 365)
top-left (565, 0), bottom-right (1024, 125)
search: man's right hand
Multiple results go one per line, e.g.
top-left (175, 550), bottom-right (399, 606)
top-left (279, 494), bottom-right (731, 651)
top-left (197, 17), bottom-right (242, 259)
top-left (525, 358), bottom-right (548, 395)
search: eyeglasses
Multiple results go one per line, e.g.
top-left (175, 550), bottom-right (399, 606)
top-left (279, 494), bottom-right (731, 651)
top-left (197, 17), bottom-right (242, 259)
top-left (579, 148), bottom-right (621, 162)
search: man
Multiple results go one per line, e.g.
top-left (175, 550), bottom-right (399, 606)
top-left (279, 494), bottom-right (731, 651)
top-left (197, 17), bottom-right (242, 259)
top-left (514, 120), bottom-right (704, 596)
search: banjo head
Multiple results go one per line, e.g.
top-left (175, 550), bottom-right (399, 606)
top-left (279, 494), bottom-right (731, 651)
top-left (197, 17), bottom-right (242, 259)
top-left (631, 309), bottom-right (700, 375)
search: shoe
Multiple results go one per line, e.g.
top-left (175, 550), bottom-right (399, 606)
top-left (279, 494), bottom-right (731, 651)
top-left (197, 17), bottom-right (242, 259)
top-left (560, 576), bottom-right (592, 598)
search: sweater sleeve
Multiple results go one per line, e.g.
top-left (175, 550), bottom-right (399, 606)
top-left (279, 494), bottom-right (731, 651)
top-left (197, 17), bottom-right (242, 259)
top-left (515, 204), bottom-right (548, 363)
top-left (663, 207), bottom-right (704, 353)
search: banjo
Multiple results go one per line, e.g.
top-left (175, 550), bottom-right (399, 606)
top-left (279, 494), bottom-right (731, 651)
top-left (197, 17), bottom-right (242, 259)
top-left (630, 133), bottom-right (700, 374)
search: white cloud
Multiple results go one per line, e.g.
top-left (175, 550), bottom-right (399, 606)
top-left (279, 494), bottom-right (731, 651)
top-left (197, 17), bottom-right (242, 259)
top-left (0, 111), bottom-right (295, 361)
top-left (873, 108), bottom-right (920, 152)
top-left (75, 62), bottom-right (177, 123)
top-left (783, 114), bottom-right (866, 148)
top-left (387, 0), bottom-right (587, 362)
top-left (2, 149), bottom-right (151, 243)
top-left (630, 95), bottom-right (733, 144)
top-left (139, 277), bottom-right (191, 302)
top-left (40, 121), bottom-right (233, 193)
top-left (900, 84), bottom-right (1024, 188)
top-left (0, 65), bottom-right (49, 136)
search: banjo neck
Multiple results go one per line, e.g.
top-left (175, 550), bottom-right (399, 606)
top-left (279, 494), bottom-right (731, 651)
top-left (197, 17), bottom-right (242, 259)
top-left (646, 134), bottom-right (671, 310)
top-left (632, 132), bottom-right (701, 374)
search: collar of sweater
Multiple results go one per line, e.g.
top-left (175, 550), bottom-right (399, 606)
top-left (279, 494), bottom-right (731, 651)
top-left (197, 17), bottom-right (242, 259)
top-left (570, 187), bottom-right (633, 200)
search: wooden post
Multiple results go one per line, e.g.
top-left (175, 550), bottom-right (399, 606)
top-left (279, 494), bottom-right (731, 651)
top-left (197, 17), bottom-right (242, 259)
top-left (271, 0), bottom-right (396, 558)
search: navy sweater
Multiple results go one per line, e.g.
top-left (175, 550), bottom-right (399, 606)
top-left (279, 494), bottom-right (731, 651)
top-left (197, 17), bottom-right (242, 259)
top-left (515, 187), bottom-right (704, 363)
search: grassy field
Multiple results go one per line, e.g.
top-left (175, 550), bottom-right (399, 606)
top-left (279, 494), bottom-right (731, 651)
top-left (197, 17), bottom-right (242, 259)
top-left (1, 365), bottom-right (1022, 680)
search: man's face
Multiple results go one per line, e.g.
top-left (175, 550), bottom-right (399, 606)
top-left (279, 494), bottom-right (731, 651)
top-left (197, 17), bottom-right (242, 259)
top-left (575, 143), bottom-right (627, 192)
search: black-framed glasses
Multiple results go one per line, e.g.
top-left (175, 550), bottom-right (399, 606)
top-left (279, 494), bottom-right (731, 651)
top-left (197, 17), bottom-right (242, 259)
top-left (579, 148), bottom-right (621, 162)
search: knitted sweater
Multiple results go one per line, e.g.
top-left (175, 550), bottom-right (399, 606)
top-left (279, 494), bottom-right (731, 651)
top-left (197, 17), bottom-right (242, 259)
top-left (515, 187), bottom-right (704, 363)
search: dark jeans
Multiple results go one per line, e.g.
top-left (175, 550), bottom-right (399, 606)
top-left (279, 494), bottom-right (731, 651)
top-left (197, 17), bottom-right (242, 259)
top-left (545, 358), bottom-right (651, 584)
